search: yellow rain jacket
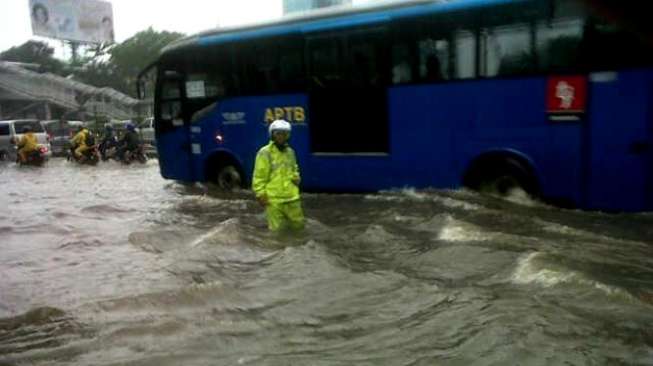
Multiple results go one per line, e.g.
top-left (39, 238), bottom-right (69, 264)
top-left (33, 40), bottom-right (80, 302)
top-left (17, 132), bottom-right (38, 152)
top-left (252, 141), bottom-right (304, 231)
top-left (71, 128), bottom-right (91, 158)
top-left (71, 128), bottom-right (89, 147)
top-left (253, 141), bottom-right (301, 203)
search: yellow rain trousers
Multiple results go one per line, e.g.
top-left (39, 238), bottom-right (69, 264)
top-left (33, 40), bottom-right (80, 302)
top-left (252, 141), bottom-right (305, 232)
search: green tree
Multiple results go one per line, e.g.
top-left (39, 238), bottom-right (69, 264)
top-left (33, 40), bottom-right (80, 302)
top-left (0, 40), bottom-right (65, 74)
top-left (107, 28), bottom-right (185, 97)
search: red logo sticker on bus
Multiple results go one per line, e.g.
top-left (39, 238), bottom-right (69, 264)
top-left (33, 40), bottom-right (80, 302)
top-left (547, 76), bottom-right (587, 114)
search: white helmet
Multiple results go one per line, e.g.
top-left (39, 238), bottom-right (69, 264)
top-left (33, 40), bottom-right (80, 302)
top-left (269, 119), bottom-right (291, 137)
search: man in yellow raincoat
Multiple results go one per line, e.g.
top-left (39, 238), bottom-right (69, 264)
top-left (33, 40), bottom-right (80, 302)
top-left (16, 126), bottom-right (38, 163)
top-left (252, 119), bottom-right (305, 232)
top-left (70, 125), bottom-right (90, 159)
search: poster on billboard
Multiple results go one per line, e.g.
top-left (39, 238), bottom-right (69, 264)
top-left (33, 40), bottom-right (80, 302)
top-left (29, 0), bottom-right (114, 44)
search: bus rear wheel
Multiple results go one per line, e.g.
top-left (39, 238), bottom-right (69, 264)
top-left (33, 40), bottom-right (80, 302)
top-left (464, 157), bottom-right (539, 198)
top-left (482, 172), bottom-right (526, 196)
top-left (216, 165), bottom-right (242, 191)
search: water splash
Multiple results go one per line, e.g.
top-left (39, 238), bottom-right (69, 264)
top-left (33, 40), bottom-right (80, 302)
top-left (511, 252), bottom-right (635, 301)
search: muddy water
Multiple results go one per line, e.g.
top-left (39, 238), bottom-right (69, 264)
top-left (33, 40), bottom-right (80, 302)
top-left (1, 159), bottom-right (653, 365)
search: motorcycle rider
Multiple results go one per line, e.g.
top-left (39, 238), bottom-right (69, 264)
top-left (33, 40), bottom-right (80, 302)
top-left (116, 122), bottom-right (141, 161)
top-left (99, 123), bottom-right (117, 159)
top-left (70, 125), bottom-right (91, 161)
top-left (16, 126), bottom-right (38, 163)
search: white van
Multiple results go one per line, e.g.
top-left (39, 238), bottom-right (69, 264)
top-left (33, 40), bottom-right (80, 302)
top-left (140, 117), bottom-right (155, 145)
top-left (0, 120), bottom-right (53, 161)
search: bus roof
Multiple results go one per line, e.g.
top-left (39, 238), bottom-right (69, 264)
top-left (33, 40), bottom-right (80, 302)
top-left (162, 0), bottom-right (529, 55)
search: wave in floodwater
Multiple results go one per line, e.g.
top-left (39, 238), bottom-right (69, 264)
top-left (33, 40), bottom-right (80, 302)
top-left (1, 160), bottom-right (653, 365)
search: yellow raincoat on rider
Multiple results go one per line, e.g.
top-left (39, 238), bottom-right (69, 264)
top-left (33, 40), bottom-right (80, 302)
top-left (71, 128), bottom-right (90, 158)
top-left (17, 132), bottom-right (38, 161)
top-left (252, 141), bottom-right (304, 231)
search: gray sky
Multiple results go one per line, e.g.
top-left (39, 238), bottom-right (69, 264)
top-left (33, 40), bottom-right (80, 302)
top-left (0, 0), bottom-right (375, 58)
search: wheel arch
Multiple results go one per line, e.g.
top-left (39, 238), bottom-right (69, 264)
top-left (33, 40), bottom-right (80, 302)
top-left (462, 148), bottom-right (542, 196)
top-left (204, 149), bottom-right (247, 187)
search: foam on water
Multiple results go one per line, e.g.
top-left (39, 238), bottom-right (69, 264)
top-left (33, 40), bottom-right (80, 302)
top-left (511, 252), bottom-right (635, 300)
top-left (438, 220), bottom-right (488, 242)
top-left (503, 187), bottom-right (540, 207)
top-left (415, 214), bottom-right (490, 242)
top-left (537, 219), bottom-right (650, 248)
top-left (433, 195), bottom-right (483, 211)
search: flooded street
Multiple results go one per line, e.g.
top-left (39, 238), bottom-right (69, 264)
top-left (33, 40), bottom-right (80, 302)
top-left (1, 159), bottom-right (653, 365)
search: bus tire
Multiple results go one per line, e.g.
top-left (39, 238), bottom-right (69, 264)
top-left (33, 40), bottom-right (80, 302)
top-left (464, 156), bottom-right (539, 198)
top-left (216, 165), bottom-right (242, 191)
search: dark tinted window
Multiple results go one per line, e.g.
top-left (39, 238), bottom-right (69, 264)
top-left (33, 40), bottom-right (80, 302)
top-left (308, 28), bottom-right (389, 153)
top-left (392, 17), bottom-right (476, 83)
top-left (536, 0), bottom-right (653, 73)
top-left (308, 36), bottom-right (344, 89)
top-left (238, 37), bottom-right (305, 95)
top-left (391, 43), bottom-right (415, 84)
top-left (162, 81), bottom-right (181, 99)
top-left (579, 17), bottom-right (653, 71)
top-left (0, 125), bottom-right (9, 136)
top-left (183, 46), bottom-right (237, 121)
top-left (537, 18), bottom-right (583, 72)
top-left (482, 23), bottom-right (536, 77)
top-left (242, 41), bottom-right (280, 94)
top-left (156, 67), bottom-right (184, 133)
top-left (418, 36), bottom-right (450, 81)
top-left (14, 121), bottom-right (44, 133)
top-left (279, 41), bottom-right (305, 91)
top-left (348, 32), bottom-right (385, 87)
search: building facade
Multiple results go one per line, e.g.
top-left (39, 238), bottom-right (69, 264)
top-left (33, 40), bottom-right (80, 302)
top-left (0, 61), bottom-right (148, 122)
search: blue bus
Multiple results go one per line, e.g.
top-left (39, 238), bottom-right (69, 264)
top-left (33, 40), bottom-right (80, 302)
top-left (139, 0), bottom-right (653, 212)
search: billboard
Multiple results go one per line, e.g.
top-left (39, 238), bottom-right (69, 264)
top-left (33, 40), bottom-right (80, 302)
top-left (29, 0), bottom-right (114, 44)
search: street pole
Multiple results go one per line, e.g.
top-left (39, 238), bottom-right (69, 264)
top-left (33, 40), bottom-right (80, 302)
top-left (70, 41), bottom-right (80, 64)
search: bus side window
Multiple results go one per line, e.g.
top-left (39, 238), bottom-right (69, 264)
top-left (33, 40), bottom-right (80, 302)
top-left (241, 42), bottom-right (281, 94)
top-left (279, 41), bottom-right (305, 92)
top-left (348, 39), bottom-right (383, 88)
top-left (161, 101), bottom-right (182, 122)
top-left (391, 43), bottom-right (414, 84)
top-left (455, 30), bottom-right (476, 79)
top-left (158, 75), bottom-right (184, 131)
top-left (536, 18), bottom-right (583, 73)
top-left (418, 37), bottom-right (450, 82)
top-left (309, 38), bottom-right (343, 89)
top-left (482, 23), bottom-right (535, 77)
top-left (580, 17), bottom-right (653, 72)
top-left (162, 80), bottom-right (181, 99)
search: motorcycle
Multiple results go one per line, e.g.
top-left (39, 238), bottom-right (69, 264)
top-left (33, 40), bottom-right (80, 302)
top-left (67, 144), bottom-right (100, 165)
top-left (120, 144), bottom-right (148, 165)
top-left (16, 145), bottom-right (49, 166)
top-left (99, 136), bottom-right (119, 161)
